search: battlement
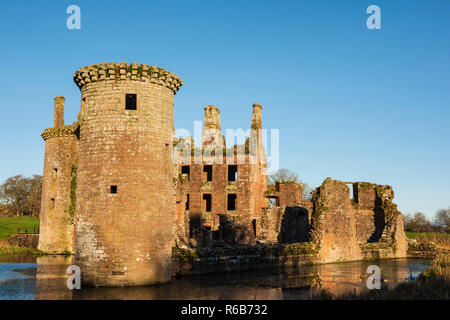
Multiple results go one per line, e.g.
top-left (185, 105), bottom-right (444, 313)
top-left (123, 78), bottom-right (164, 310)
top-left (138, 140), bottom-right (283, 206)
top-left (41, 125), bottom-right (77, 141)
top-left (73, 62), bottom-right (183, 94)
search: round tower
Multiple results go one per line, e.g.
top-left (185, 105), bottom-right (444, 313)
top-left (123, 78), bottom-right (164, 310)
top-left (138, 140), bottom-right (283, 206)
top-left (38, 97), bottom-right (78, 254)
top-left (73, 62), bottom-right (182, 286)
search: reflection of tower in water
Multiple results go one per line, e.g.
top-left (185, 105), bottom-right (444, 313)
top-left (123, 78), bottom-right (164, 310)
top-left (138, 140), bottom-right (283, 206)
top-left (35, 256), bottom-right (74, 300)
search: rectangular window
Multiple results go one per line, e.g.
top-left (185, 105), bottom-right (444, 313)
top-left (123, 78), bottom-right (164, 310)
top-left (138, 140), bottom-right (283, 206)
top-left (110, 185), bottom-right (118, 194)
top-left (50, 198), bottom-right (55, 210)
top-left (227, 194), bottom-right (237, 211)
top-left (125, 94), bottom-right (137, 110)
top-left (268, 197), bottom-right (279, 207)
top-left (228, 165), bottom-right (238, 182)
top-left (186, 194), bottom-right (190, 211)
top-left (181, 166), bottom-right (190, 180)
top-left (203, 165), bottom-right (212, 182)
top-left (203, 194), bottom-right (212, 212)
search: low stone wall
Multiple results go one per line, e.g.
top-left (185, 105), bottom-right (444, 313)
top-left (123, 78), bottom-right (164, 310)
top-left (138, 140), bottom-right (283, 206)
top-left (360, 243), bottom-right (402, 260)
top-left (407, 237), bottom-right (450, 259)
top-left (6, 234), bottom-right (39, 248)
top-left (171, 243), bottom-right (319, 277)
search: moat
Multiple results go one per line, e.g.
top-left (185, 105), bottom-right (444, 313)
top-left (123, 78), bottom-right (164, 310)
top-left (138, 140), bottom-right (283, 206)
top-left (0, 256), bottom-right (429, 300)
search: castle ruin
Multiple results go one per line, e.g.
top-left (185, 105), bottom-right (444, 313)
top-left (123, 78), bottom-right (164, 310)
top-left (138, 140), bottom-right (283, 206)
top-left (38, 62), bottom-right (407, 287)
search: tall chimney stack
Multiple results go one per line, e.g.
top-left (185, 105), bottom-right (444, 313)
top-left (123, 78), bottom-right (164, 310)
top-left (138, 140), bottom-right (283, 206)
top-left (251, 103), bottom-right (262, 130)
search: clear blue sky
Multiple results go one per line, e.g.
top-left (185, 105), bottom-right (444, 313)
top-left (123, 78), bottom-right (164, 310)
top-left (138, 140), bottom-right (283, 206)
top-left (0, 0), bottom-right (449, 219)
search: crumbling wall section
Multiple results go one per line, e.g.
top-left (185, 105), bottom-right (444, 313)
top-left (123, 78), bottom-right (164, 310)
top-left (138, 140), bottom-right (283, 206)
top-left (174, 172), bottom-right (190, 246)
top-left (310, 178), bottom-right (362, 263)
top-left (257, 205), bottom-right (311, 244)
top-left (278, 183), bottom-right (303, 207)
top-left (352, 182), bottom-right (407, 258)
top-left (257, 206), bottom-right (284, 243)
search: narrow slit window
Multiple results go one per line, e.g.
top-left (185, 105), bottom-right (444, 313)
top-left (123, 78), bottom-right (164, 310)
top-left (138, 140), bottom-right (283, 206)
top-left (125, 94), bottom-right (137, 110)
top-left (227, 194), bottom-right (237, 211)
top-left (110, 185), bottom-right (118, 194)
top-left (228, 165), bottom-right (238, 182)
top-left (203, 165), bottom-right (212, 182)
top-left (52, 168), bottom-right (58, 179)
top-left (203, 194), bottom-right (212, 212)
top-left (50, 198), bottom-right (55, 209)
top-left (186, 194), bottom-right (190, 211)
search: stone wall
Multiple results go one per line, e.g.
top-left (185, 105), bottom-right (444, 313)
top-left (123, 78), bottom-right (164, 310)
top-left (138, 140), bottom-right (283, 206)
top-left (218, 213), bottom-right (256, 245)
top-left (310, 178), bottom-right (363, 263)
top-left (7, 234), bottom-right (39, 248)
top-left (257, 206), bottom-right (310, 244)
top-left (352, 182), bottom-right (407, 258)
top-left (279, 183), bottom-right (303, 207)
top-left (172, 243), bottom-right (319, 277)
top-left (354, 208), bottom-right (385, 243)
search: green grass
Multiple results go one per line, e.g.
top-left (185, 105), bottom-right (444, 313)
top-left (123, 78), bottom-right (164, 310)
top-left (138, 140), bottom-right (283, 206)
top-left (406, 232), bottom-right (450, 239)
top-left (0, 217), bottom-right (40, 240)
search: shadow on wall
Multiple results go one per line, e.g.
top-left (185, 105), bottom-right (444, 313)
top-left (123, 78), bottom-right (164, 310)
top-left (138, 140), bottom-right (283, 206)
top-left (278, 207), bottom-right (310, 244)
top-left (218, 214), bottom-right (256, 246)
top-left (368, 207), bottom-right (385, 243)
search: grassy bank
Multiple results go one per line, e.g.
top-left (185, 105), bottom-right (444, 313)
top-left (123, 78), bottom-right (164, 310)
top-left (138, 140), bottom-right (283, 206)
top-left (406, 232), bottom-right (450, 239)
top-left (313, 254), bottom-right (450, 300)
top-left (0, 217), bottom-right (40, 240)
top-left (407, 232), bottom-right (450, 258)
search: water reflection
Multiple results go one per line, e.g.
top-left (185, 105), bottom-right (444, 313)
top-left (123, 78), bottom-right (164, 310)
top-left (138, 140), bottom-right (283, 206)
top-left (2, 257), bottom-right (430, 300)
top-left (36, 256), bottom-right (74, 300)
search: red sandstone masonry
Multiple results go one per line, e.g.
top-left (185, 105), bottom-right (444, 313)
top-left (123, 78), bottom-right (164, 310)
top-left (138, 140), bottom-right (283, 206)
top-left (73, 63), bottom-right (182, 286)
top-left (38, 63), bottom-right (409, 287)
top-left (38, 97), bottom-right (78, 254)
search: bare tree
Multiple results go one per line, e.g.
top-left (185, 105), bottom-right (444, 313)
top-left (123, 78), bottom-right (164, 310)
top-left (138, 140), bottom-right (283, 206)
top-left (434, 208), bottom-right (450, 233)
top-left (23, 175), bottom-right (43, 217)
top-left (0, 174), bottom-right (42, 217)
top-left (403, 212), bottom-right (433, 233)
top-left (268, 168), bottom-right (299, 185)
top-left (269, 168), bottom-right (312, 198)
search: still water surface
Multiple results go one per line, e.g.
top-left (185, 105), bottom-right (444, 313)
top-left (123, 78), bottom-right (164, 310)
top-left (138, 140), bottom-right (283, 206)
top-left (0, 255), bottom-right (429, 300)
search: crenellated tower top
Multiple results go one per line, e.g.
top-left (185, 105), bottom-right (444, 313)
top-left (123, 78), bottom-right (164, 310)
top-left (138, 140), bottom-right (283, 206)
top-left (73, 62), bottom-right (183, 94)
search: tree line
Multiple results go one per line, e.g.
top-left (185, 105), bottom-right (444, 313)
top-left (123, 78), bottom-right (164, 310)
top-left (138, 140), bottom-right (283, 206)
top-left (403, 210), bottom-right (449, 233)
top-left (0, 175), bottom-right (43, 217)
